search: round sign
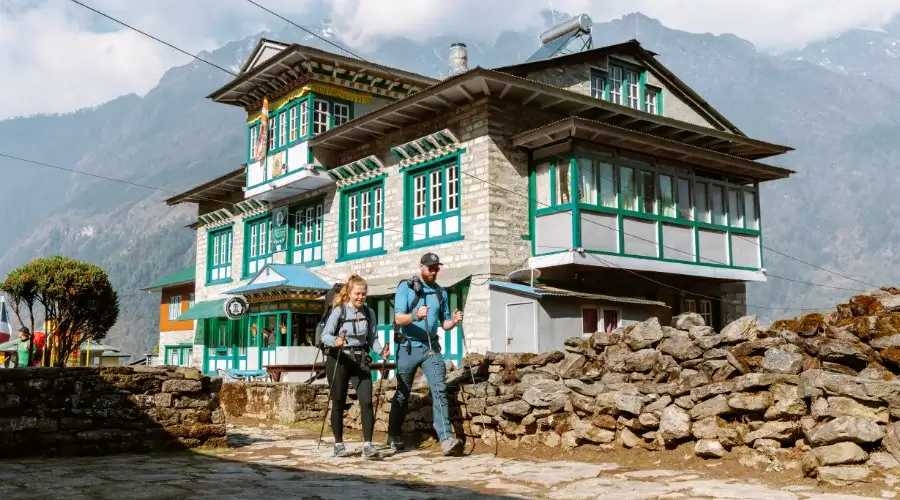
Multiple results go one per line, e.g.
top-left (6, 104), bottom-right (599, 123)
top-left (224, 297), bottom-right (249, 320)
top-left (274, 210), bottom-right (286, 226)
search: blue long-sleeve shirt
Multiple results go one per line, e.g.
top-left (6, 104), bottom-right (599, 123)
top-left (320, 303), bottom-right (383, 353)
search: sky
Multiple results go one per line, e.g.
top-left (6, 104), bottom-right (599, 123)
top-left (3, 0), bottom-right (900, 120)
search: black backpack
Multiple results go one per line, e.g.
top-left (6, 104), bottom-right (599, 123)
top-left (314, 283), bottom-right (376, 351)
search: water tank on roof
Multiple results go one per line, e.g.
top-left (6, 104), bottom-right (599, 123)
top-left (539, 14), bottom-right (592, 45)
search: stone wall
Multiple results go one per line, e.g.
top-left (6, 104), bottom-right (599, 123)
top-left (0, 366), bottom-right (225, 458)
top-left (221, 288), bottom-right (900, 485)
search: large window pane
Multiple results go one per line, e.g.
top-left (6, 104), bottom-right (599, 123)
top-left (659, 175), bottom-right (676, 218)
top-left (695, 182), bottom-right (710, 223)
top-left (728, 189), bottom-right (744, 228)
top-left (711, 185), bottom-right (726, 225)
top-left (578, 158), bottom-right (596, 205)
top-left (641, 171), bottom-right (656, 214)
top-left (619, 166), bottom-right (637, 211)
top-left (677, 178), bottom-right (692, 220)
top-left (599, 162), bottom-right (616, 208)
top-left (745, 191), bottom-right (759, 230)
top-left (556, 161), bottom-right (571, 205)
top-left (535, 162), bottom-right (551, 208)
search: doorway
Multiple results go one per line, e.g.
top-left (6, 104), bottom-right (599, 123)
top-left (505, 302), bottom-right (536, 353)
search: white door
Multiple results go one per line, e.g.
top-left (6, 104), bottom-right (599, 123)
top-left (505, 302), bottom-right (536, 353)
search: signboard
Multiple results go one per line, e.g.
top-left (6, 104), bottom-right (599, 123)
top-left (224, 297), bottom-right (249, 320)
top-left (272, 207), bottom-right (288, 250)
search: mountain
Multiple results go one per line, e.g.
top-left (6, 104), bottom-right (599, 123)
top-left (0, 11), bottom-right (893, 360)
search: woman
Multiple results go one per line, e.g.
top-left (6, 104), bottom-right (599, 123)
top-left (16, 327), bottom-right (32, 368)
top-left (321, 274), bottom-right (389, 459)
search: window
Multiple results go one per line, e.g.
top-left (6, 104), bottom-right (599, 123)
top-left (578, 159), bottom-right (616, 208)
top-left (288, 107), bottom-right (297, 142)
top-left (619, 166), bottom-right (637, 211)
top-left (168, 296), bottom-right (182, 321)
top-left (313, 100), bottom-right (329, 135)
top-left (710, 185), bottom-right (726, 225)
top-left (609, 66), bottom-right (623, 105)
top-left (659, 174), bottom-right (676, 218)
top-left (207, 227), bottom-right (232, 283)
top-left (745, 191), bottom-right (759, 230)
top-left (645, 86), bottom-right (661, 115)
top-left (292, 202), bottom-right (324, 265)
top-left (407, 156), bottom-right (462, 245)
top-left (578, 159), bottom-right (596, 205)
top-left (640, 170), bottom-right (656, 214)
top-left (555, 161), bottom-right (571, 205)
top-left (188, 293), bottom-right (195, 309)
top-left (582, 307), bottom-right (620, 335)
top-left (341, 181), bottom-right (385, 259)
top-left (535, 162), bottom-right (551, 208)
top-left (699, 300), bottom-right (713, 326)
top-left (164, 345), bottom-right (193, 367)
top-left (245, 217), bottom-right (274, 277)
top-left (684, 299), bottom-right (697, 313)
top-left (267, 116), bottom-right (276, 151)
top-left (677, 178), bottom-right (692, 220)
top-left (626, 70), bottom-right (640, 109)
top-left (695, 182), bottom-right (710, 223)
top-left (582, 308), bottom-right (598, 335)
top-left (249, 125), bottom-right (259, 161)
top-left (334, 103), bottom-right (350, 127)
top-left (278, 111), bottom-right (286, 147)
top-left (590, 69), bottom-right (605, 99)
top-left (299, 100), bottom-right (309, 138)
top-left (728, 189), bottom-right (744, 228)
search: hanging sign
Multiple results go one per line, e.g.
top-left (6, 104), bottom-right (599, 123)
top-left (272, 207), bottom-right (288, 250)
top-left (224, 297), bottom-right (249, 320)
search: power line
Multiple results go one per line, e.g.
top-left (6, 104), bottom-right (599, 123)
top-left (68, 0), bottom-right (238, 77)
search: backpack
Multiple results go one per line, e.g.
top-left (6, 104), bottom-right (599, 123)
top-left (314, 283), bottom-right (376, 351)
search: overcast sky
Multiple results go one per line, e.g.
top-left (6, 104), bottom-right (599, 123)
top-left (2, 0), bottom-right (900, 120)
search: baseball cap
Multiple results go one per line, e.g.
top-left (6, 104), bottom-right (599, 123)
top-left (420, 253), bottom-right (442, 267)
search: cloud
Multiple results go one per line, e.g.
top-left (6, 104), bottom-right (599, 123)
top-left (3, 0), bottom-right (900, 120)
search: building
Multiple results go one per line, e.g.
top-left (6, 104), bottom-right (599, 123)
top-left (142, 267), bottom-right (196, 366)
top-left (164, 17), bottom-right (793, 375)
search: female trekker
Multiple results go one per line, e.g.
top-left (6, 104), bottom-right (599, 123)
top-left (321, 274), bottom-right (390, 459)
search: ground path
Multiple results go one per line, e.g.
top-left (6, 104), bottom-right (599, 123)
top-left (1, 425), bottom-right (897, 499)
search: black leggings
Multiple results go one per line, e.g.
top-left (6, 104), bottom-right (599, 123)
top-left (325, 350), bottom-right (374, 443)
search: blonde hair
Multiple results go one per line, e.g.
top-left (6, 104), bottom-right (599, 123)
top-left (333, 274), bottom-right (367, 307)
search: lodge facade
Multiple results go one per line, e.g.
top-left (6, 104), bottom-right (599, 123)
top-left (160, 28), bottom-right (793, 378)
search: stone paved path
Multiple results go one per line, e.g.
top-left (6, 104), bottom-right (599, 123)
top-left (0, 426), bottom-right (896, 499)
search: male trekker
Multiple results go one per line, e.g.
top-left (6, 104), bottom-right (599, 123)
top-left (387, 253), bottom-right (465, 456)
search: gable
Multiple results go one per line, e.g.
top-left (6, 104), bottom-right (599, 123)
top-left (240, 39), bottom-right (289, 75)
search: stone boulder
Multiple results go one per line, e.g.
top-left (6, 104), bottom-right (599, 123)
top-left (659, 337), bottom-right (703, 362)
top-left (762, 348), bottom-right (803, 374)
top-left (805, 416), bottom-right (885, 446)
top-left (521, 379), bottom-right (571, 413)
top-left (658, 406), bottom-right (691, 443)
top-left (672, 313), bottom-right (705, 331)
top-left (625, 318), bottom-right (664, 351)
top-left (720, 316), bottom-right (758, 344)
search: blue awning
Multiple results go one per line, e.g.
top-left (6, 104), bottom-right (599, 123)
top-left (487, 281), bottom-right (669, 307)
top-left (225, 264), bottom-right (332, 295)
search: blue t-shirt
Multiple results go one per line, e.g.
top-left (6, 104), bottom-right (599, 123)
top-left (394, 280), bottom-right (450, 344)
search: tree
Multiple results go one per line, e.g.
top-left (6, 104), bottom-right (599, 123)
top-left (1, 256), bottom-right (120, 367)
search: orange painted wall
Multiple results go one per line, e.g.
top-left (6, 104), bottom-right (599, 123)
top-left (159, 284), bottom-right (196, 332)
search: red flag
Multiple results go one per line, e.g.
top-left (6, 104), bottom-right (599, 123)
top-left (255, 97), bottom-right (269, 161)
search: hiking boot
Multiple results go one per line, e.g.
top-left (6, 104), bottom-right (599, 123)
top-left (362, 443), bottom-right (382, 460)
top-left (387, 436), bottom-right (405, 452)
top-left (333, 443), bottom-right (347, 457)
top-left (441, 437), bottom-right (463, 456)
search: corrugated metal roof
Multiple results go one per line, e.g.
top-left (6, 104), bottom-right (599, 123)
top-left (487, 280), bottom-right (669, 308)
top-left (224, 264), bottom-right (331, 295)
top-left (142, 267), bottom-right (195, 291)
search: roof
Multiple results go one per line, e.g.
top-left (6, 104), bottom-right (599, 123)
top-left (177, 299), bottom-right (227, 321)
top-left (308, 66), bottom-right (792, 162)
top-left (487, 280), bottom-right (669, 308)
top-left (494, 39), bottom-right (746, 138)
top-left (208, 42), bottom-right (439, 108)
top-left (512, 117), bottom-right (794, 182)
top-left (224, 264), bottom-right (332, 296)
top-left (164, 167), bottom-right (245, 206)
top-left (142, 267), bottom-right (196, 292)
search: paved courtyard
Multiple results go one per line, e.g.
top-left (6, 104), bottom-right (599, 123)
top-left (1, 425), bottom-right (897, 499)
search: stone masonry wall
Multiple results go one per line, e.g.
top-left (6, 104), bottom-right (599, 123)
top-left (221, 288), bottom-right (900, 486)
top-left (0, 366), bottom-right (225, 458)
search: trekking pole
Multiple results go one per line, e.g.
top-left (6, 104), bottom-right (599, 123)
top-left (455, 316), bottom-right (481, 454)
top-left (372, 349), bottom-right (390, 441)
top-left (306, 347), bottom-right (322, 385)
top-left (317, 332), bottom-right (345, 447)
top-left (423, 309), bottom-right (452, 444)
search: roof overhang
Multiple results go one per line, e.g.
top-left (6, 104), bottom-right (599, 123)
top-left (513, 117), bottom-right (794, 182)
top-left (308, 67), bottom-right (792, 161)
top-left (165, 167), bottom-right (246, 206)
top-left (208, 44), bottom-right (439, 108)
top-left (487, 280), bottom-right (669, 308)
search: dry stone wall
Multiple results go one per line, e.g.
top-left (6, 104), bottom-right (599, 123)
top-left (220, 287), bottom-right (900, 485)
top-left (0, 366), bottom-right (226, 458)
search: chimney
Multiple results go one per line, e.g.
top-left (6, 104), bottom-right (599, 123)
top-left (449, 43), bottom-right (468, 75)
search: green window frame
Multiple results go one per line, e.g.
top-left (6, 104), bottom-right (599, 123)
top-left (246, 93), bottom-right (323, 163)
top-left (403, 153), bottom-right (463, 249)
top-left (338, 177), bottom-right (385, 262)
top-left (243, 215), bottom-right (274, 278)
top-left (207, 226), bottom-right (233, 284)
top-left (533, 159), bottom-right (574, 213)
top-left (164, 344), bottom-right (193, 366)
top-left (289, 200), bottom-right (325, 267)
top-left (601, 63), bottom-right (663, 116)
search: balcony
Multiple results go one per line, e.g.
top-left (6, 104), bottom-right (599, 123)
top-left (245, 140), bottom-right (334, 202)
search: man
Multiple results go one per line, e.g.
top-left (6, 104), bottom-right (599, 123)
top-left (16, 327), bottom-right (32, 367)
top-left (387, 252), bottom-right (465, 456)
